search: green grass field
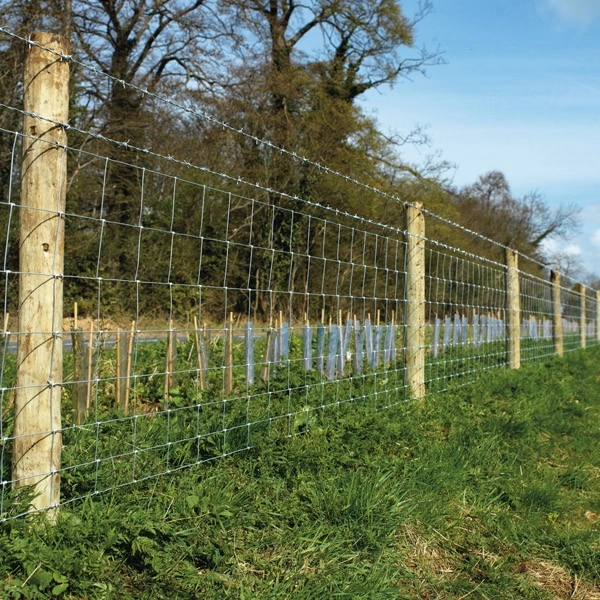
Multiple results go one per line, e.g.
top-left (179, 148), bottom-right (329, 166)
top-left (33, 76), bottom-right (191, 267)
top-left (1, 347), bottom-right (598, 599)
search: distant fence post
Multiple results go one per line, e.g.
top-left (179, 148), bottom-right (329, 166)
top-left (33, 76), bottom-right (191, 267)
top-left (505, 248), bottom-right (520, 369)
top-left (579, 284), bottom-right (586, 349)
top-left (13, 33), bottom-right (69, 515)
top-left (404, 202), bottom-right (425, 401)
top-left (596, 290), bottom-right (600, 343)
top-left (551, 270), bottom-right (563, 357)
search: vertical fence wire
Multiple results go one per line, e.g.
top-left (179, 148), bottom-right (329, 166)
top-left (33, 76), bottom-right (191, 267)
top-left (0, 33), bottom-right (598, 519)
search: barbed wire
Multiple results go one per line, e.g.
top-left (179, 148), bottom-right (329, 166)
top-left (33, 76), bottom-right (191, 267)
top-left (0, 25), bottom-right (558, 273)
top-left (1, 25), bottom-right (597, 521)
top-left (3, 113), bottom-right (587, 306)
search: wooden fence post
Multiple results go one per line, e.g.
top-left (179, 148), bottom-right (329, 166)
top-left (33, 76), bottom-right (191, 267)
top-left (404, 202), bottom-right (425, 401)
top-left (163, 320), bottom-right (177, 403)
top-left (551, 270), bottom-right (563, 357)
top-left (505, 248), bottom-right (520, 369)
top-left (14, 33), bottom-right (69, 515)
top-left (579, 284), bottom-right (586, 349)
top-left (596, 290), bottom-right (600, 343)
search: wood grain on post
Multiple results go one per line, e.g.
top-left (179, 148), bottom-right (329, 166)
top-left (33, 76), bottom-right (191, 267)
top-left (116, 328), bottom-right (131, 412)
top-left (86, 323), bottom-right (94, 410)
top-left (14, 33), bottom-right (69, 515)
top-left (404, 202), bottom-right (425, 402)
top-left (551, 270), bottom-right (563, 357)
top-left (505, 248), bottom-right (520, 369)
top-left (164, 320), bottom-right (177, 403)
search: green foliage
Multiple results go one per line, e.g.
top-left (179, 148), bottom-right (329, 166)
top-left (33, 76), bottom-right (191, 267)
top-left (0, 348), bottom-right (599, 598)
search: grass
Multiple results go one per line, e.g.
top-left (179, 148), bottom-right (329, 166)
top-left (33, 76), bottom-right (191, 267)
top-left (0, 347), bottom-right (598, 598)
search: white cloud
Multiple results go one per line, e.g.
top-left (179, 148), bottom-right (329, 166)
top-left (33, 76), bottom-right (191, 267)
top-left (565, 243), bottom-right (582, 256)
top-left (541, 238), bottom-right (582, 256)
top-left (591, 229), bottom-right (600, 248)
top-left (541, 0), bottom-right (600, 24)
top-left (586, 207), bottom-right (600, 224)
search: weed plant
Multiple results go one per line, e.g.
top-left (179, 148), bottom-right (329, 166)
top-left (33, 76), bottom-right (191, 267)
top-left (0, 348), bottom-right (598, 598)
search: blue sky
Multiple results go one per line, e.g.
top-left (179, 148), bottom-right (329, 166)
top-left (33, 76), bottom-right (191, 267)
top-left (361, 0), bottom-right (600, 279)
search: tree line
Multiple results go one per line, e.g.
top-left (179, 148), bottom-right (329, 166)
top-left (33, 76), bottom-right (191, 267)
top-left (0, 1), bottom-right (584, 320)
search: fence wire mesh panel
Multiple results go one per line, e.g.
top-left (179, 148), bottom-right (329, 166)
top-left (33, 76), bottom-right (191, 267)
top-left (0, 33), bottom-right (598, 519)
top-left (425, 244), bottom-right (509, 393)
top-left (519, 270), bottom-right (556, 363)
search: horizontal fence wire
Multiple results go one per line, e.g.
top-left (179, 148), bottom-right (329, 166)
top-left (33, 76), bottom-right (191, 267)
top-left (0, 32), bottom-right (598, 519)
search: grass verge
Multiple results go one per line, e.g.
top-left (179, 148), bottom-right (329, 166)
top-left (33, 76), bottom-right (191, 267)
top-left (0, 347), bottom-right (599, 599)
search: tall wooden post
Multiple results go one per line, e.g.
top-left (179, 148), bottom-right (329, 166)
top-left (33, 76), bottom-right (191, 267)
top-left (404, 202), bottom-right (425, 401)
top-left (596, 290), bottom-right (600, 343)
top-left (551, 270), bottom-right (564, 357)
top-left (505, 248), bottom-right (520, 369)
top-left (579, 284), bottom-right (586, 349)
top-left (14, 33), bottom-right (69, 515)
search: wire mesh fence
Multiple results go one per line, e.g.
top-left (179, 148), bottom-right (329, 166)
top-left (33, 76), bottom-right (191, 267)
top-left (0, 31), bottom-right (598, 519)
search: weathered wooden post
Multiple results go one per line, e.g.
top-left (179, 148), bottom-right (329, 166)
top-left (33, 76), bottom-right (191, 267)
top-left (117, 321), bottom-right (135, 412)
top-left (579, 284), bottom-right (586, 349)
top-left (14, 33), bottom-right (69, 515)
top-left (551, 270), bottom-right (563, 357)
top-left (505, 248), bottom-right (520, 369)
top-left (404, 202), bottom-right (425, 401)
top-left (596, 290), bottom-right (600, 343)
top-left (162, 320), bottom-right (177, 403)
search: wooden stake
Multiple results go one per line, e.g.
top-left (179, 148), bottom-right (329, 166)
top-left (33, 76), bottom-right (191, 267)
top-left (125, 321), bottom-right (135, 412)
top-left (86, 322), bottom-right (94, 410)
top-left (115, 331), bottom-right (122, 408)
top-left (117, 321), bottom-right (135, 413)
top-left (164, 319), bottom-right (176, 403)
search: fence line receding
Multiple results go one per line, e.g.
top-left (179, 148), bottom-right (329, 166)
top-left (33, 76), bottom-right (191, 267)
top-left (0, 32), bottom-right (598, 520)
